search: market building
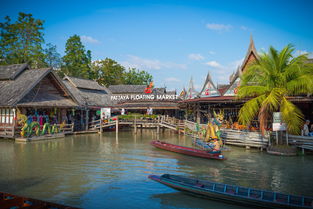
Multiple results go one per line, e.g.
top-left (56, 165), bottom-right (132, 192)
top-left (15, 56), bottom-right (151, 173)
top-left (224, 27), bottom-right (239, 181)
top-left (179, 37), bottom-right (313, 129)
top-left (108, 84), bottom-right (182, 117)
top-left (0, 63), bottom-right (78, 138)
top-left (62, 76), bottom-right (113, 131)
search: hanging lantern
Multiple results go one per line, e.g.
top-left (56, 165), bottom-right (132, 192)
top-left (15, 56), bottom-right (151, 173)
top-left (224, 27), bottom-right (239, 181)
top-left (54, 107), bottom-right (57, 114)
top-left (72, 108), bottom-right (75, 116)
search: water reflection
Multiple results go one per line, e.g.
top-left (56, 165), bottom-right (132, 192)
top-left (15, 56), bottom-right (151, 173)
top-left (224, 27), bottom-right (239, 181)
top-left (0, 129), bottom-right (312, 209)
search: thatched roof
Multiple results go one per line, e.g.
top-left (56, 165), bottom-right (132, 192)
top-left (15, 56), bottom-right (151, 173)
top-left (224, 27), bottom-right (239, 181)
top-left (0, 63), bottom-right (78, 107)
top-left (0, 63), bottom-right (28, 80)
top-left (108, 85), bottom-right (146, 94)
top-left (63, 76), bottom-right (114, 108)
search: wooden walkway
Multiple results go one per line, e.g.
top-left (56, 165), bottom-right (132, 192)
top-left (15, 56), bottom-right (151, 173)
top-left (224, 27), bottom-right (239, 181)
top-left (87, 115), bottom-right (185, 134)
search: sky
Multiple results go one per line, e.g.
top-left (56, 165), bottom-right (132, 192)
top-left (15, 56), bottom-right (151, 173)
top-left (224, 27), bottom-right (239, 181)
top-left (1, 0), bottom-right (313, 91)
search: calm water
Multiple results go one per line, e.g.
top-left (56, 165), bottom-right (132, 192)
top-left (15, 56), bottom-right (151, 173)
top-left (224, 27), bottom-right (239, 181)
top-left (0, 129), bottom-right (313, 209)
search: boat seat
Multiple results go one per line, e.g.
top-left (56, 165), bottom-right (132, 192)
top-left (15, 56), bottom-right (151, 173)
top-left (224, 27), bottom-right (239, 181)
top-left (262, 191), bottom-right (274, 201)
top-left (237, 187), bottom-right (249, 196)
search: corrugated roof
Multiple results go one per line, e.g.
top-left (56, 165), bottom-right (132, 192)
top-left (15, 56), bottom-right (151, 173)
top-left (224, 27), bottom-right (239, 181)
top-left (0, 63), bottom-right (28, 80)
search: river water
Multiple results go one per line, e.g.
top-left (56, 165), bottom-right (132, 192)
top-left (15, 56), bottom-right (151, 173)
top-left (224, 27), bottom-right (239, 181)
top-left (0, 129), bottom-right (312, 209)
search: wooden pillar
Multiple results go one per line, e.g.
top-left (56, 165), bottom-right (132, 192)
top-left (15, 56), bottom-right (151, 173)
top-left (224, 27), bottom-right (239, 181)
top-left (157, 116), bottom-right (160, 134)
top-left (116, 117), bottom-right (119, 134)
top-left (12, 108), bottom-right (16, 137)
top-left (71, 122), bottom-right (74, 132)
top-left (85, 109), bottom-right (89, 131)
top-left (196, 103), bottom-right (201, 124)
top-left (134, 115), bottom-right (137, 134)
top-left (100, 117), bottom-right (103, 133)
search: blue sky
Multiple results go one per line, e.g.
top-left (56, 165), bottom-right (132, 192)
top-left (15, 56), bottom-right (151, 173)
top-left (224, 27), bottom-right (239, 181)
top-left (1, 0), bottom-right (313, 91)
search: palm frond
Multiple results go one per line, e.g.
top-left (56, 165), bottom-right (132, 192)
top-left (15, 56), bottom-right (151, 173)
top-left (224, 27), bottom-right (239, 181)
top-left (261, 88), bottom-right (285, 112)
top-left (286, 74), bottom-right (313, 95)
top-left (238, 95), bottom-right (266, 125)
top-left (280, 97), bottom-right (304, 134)
top-left (237, 86), bottom-right (267, 98)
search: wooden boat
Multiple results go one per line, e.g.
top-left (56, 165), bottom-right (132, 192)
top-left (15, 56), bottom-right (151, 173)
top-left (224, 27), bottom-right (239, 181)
top-left (148, 174), bottom-right (313, 209)
top-left (0, 191), bottom-right (80, 209)
top-left (151, 140), bottom-right (225, 160)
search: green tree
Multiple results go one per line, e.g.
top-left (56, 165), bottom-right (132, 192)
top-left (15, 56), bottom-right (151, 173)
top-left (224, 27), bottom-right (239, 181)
top-left (44, 43), bottom-right (61, 69)
top-left (61, 35), bottom-right (92, 78)
top-left (124, 68), bottom-right (153, 85)
top-left (237, 44), bottom-right (313, 135)
top-left (92, 58), bottom-right (125, 86)
top-left (0, 12), bottom-right (46, 68)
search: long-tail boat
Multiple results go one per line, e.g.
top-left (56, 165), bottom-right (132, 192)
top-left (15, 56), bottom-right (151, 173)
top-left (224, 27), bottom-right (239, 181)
top-left (148, 174), bottom-right (313, 209)
top-left (151, 140), bottom-right (225, 160)
top-left (0, 192), bottom-right (80, 209)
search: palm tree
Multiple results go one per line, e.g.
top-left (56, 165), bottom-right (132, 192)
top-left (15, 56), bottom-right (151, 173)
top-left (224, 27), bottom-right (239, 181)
top-left (237, 44), bottom-right (313, 136)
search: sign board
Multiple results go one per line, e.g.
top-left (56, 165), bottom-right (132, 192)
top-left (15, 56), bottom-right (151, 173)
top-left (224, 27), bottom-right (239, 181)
top-left (272, 123), bottom-right (286, 131)
top-left (101, 108), bottom-right (111, 119)
top-left (273, 112), bottom-right (282, 123)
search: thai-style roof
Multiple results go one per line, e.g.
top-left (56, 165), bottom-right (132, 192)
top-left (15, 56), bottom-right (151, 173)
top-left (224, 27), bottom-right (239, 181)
top-left (221, 36), bottom-right (258, 96)
top-left (199, 71), bottom-right (221, 97)
top-left (239, 35), bottom-right (259, 73)
top-left (185, 77), bottom-right (199, 99)
top-left (0, 64), bottom-right (78, 107)
top-left (0, 63), bottom-right (28, 80)
top-left (108, 85), bottom-right (146, 94)
top-left (63, 76), bottom-right (113, 108)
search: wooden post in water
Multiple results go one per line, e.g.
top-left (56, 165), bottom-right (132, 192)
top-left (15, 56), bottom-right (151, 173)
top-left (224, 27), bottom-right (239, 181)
top-left (134, 115), bottom-right (137, 134)
top-left (85, 109), bottom-right (89, 131)
top-left (100, 118), bottom-right (103, 133)
top-left (116, 117), bottom-right (119, 134)
top-left (157, 116), bottom-right (160, 134)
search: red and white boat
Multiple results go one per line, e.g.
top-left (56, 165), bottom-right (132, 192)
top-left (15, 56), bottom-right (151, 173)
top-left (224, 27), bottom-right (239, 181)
top-left (151, 140), bottom-right (225, 160)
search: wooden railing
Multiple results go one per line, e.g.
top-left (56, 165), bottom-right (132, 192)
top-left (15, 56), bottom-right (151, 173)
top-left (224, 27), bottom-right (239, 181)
top-left (0, 125), bottom-right (15, 138)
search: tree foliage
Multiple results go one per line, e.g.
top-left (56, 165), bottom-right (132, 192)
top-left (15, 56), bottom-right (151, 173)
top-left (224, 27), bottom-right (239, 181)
top-left (91, 59), bottom-right (153, 86)
top-left (92, 58), bottom-right (125, 86)
top-left (0, 12), bottom-right (46, 68)
top-left (238, 44), bottom-right (313, 135)
top-left (44, 43), bottom-right (61, 70)
top-left (124, 68), bottom-right (153, 85)
top-left (60, 35), bottom-right (92, 78)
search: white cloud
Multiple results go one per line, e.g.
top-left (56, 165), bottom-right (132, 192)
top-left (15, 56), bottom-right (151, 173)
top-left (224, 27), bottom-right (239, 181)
top-left (295, 50), bottom-right (313, 58)
top-left (240, 26), bottom-right (248, 31)
top-left (205, 61), bottom-right (223, 68)
top-left (165, 77), bottom-right (181, 82)
top-left (206, 23), bottom-right (232, 31)
top-left (188, 53), bottom-right (204, 60)
top-left (208, 51), bottom-right (216, 55)
top-left (81, 35), bottom-right (100, 44)
top-left (121, 55), bottom-right (187, 70)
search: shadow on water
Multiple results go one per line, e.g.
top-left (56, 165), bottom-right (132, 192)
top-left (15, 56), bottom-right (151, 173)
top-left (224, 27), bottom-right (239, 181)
top-left (0, 177), bottom-right (47, 194)
top-left (151, 192), bottom-right (248, 209)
